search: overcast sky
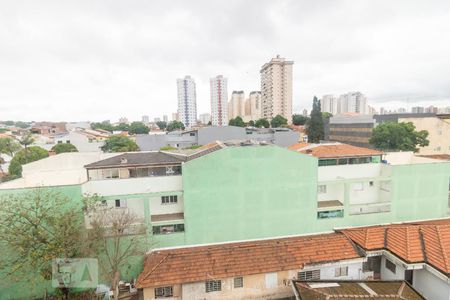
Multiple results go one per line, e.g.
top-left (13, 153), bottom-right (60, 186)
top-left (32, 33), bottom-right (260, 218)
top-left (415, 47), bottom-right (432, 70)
top-left (1, 0), bottom-right (450, 122)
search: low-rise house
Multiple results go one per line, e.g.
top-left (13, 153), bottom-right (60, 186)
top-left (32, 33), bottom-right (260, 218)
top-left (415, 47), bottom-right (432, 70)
top-left (136, 233), bottom-right (364, 300)
top-left (340, 220), bottom-right (450, 300)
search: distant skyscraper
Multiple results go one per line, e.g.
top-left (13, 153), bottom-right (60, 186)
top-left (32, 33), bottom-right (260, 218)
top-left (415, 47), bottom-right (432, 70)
top-left (260, 55), bottom-right (293, 122)
top-left (154, 117), bottom-right (161, 123)
top-left (172, 113), bottom-right (178, 121)
top-left (412, 106), bottom-right (425, 114)
top-left (246, 91), bottom-right (262, 121)
top-left (163, 115), bottom-right (168, 122)
top-left (398, 107), bottom-right (407, 113)
top-left (228, 91), bottom-right (246, 120)
top-left (199, 113), bottom-right (211, 125)
top-left (321, 95), bottom-right (339, 115)
top-left (177, 75), bottom-right (197, 128)
top-left (118, 117), bottom-right (128, 124)
top-left (338, 92), bottom-right (368, 115)
top-left (210, 75), bottom-right (228, 126)
top-left (425, 106), bottom-right (438, 113)
top-left (142, 115), bottom-right (149, 123)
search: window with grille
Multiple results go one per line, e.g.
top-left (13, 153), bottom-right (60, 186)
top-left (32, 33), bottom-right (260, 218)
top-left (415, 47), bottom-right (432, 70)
top-left (298, 269), bottom-right (320, 281)
top-left (152, 223), bottom-right (184, 235)
top-left (205, 280), bottom-right (221, 292)
top-left (234, 277), bottom-right (243, 288)
top-left (385, 259), bottom-right (396, 274)
top-left (335, 266), bottom-right (348, 277)
top-left (154, 286), bottom-right (173, 298)
top-left (317, 185), bottom-right (327, 194)
top-left (161, 195), bottom-right (178, 205)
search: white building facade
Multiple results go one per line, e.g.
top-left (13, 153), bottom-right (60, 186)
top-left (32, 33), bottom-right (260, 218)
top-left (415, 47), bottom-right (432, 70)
top-left (177, 75), bottom-right (198, 128)
top-left (228, 91), bottom-right (246, 120)
top-left (210, 75), bottom-right (228, 126)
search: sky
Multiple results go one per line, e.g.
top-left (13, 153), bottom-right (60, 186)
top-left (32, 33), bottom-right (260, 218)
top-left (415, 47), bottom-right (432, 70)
top-left (1, 0), bottom-right (450, 122)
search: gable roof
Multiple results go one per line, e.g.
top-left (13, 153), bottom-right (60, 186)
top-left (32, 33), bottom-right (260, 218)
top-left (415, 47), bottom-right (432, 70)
top-left (136, 233), bottom-right (362, 288)
top-left (84, 151), bottom-right (186, 169)
top-left (289, 142), bottom-right (383, 159)
top-left (340, 219), bottom-right (450, 275)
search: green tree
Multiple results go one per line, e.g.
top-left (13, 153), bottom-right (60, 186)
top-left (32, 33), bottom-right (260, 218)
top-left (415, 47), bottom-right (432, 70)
top-left (156, 121), bottom-right (167, 130)
top-left (322, 112), bottom-right (333, 119)
top-left (255, 118), bottom-right (270, 128)
top-left (101, 135), bottom-right (139, 152)
top-left (247, 120), bottom-right (255, 127)
top-left (0, 189), bottom-right (85, 298)
top-left (91, 121), bottom-right (115, 132)
top-left (19, 132), bottom-right (34, 150)
top-left (83, 194), bottom-right (146, 300)
top-left (166, 121), bottom-right (185, 132)
top-left (369, 122), bottom-right (429, 152)
top-left (8, 146), bottom-right (49, 177)
top-left (306, 96), bottom-right (324, 143)
top-left (270, 115), bottom-right (288, 128)
top-left (128, 122), bottom-right (150, 135)
top-left (51, 143), bottom-right (78, 154)
top-left (229, 116), bottom-right (245, 127)
top-left (14, 121), bottom-right (30, 129)
top-left (4, 120), bottom-right (14, 126)
top-left (0, 137), bottom-right (21, 157)
top-left (114, 123), bottom-right (130, 132)
top-left (292, 114), bottom-right (310, 125)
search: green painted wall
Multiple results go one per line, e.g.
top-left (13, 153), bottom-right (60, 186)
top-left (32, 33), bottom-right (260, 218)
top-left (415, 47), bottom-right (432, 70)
top-left (182, 146), bottom-right (450, 245)
top-left (182, 146), bottom-right (318, 244)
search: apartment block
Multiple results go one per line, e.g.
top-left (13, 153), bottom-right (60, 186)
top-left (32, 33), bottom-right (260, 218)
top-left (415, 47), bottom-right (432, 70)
top-left (228, 91), bottom-right (246, 120)
top-left (177, 75), bottom-right (197, 128)
top-left (246, 91), bottom-right (262, 121)
top-left (1, 142), bottom-right (449, 299)
top-left (210, 75), bottom-right (228, 126)
top-left (260, 55), bottom-right (293, 121)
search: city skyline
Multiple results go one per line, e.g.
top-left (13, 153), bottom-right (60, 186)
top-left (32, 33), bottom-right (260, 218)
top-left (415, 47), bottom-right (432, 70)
top-left (1, 0), bottom-right (450, 122)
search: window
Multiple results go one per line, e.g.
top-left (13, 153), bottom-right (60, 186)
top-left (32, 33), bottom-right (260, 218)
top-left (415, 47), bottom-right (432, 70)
top-left (57, 140), bottom-right (63, 144)
top-left (101, 199), bottom-right (107, 206)
top-left (115, 199), bottom-right (127, 208)
top-left (385, 259), bottom-right (396, 274)
top-left (234, 277), bottom-right (243, 288)
top-left (317, 185), bottom-right (327, 194)
top-left (152, 224), bottom-right (184, 235)
top-left (298, 269), bottom-right (320, 281)
top-left (66, 140), bottom-right (70, 144)
top-left (318, 159), bottom-right (337, 166)
top-left (190, 132), bottom-right (195, 136)
top-left (335, 266), bottom-right (348, 277)
top-left (369, 181), bottom-right (374, 187)
top-left (161, 195), bottom-right (178, 205)
top-left (155, 286), bottom-right (173, 298)
top-left (317, 210), bottom-right (344, 219)
top-left (353, 182), bottom-right (364, 191)
top-left (205, 280), bottom-right (221, 293)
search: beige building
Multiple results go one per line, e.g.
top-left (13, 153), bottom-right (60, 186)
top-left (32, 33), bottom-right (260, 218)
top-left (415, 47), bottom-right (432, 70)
top-left (398, 114), bottom-right (450, 155)
top-left (260, 55), bottom-right (293, 122)
top-left (228, 91), bottom-right (246, 120)
top-left (245, 91), bottom-right (262, 121)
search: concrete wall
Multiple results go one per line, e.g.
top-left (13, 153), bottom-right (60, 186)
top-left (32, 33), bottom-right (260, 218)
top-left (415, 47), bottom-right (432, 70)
top-left (197, 126), bottom-right (246, 145)
top-left (136, 134), bottom-right (168, 151)
top-left (82, 175), bottom-right (182, 196)
top-left (380, 256), bottom-right (405, 280)
top-left (413, 268), bottom-right (450, 300)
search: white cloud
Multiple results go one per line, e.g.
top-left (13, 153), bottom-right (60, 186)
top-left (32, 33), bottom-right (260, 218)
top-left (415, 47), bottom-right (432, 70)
top-left (0, 0), bottom-right (449, 121)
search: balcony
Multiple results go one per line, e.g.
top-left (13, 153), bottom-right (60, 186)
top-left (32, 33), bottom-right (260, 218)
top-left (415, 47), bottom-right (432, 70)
top-left (317, 200), bottom-right (344, 219)
top-left (151, 213), bottom-right (184, 223)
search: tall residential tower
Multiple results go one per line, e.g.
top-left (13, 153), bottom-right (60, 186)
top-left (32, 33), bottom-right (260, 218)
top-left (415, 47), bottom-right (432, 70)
top-left (177, 76), bottom-right (197, 128)
top-left (210, 75), bottom-right (228, 126)
top-left (260, 55), bottom-right (293, 122)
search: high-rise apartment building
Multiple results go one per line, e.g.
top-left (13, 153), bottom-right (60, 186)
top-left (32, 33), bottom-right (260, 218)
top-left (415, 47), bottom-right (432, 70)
top-left (338, 92), bottom-right (368, 115)
top-left (163, 115), bottom-right (168, 122)
top-left (321, 95), bottom-right (339, 115)
top-left (246, 91), bottom-right (262, 121)
top-left (228, 91), bottom-right (246, 120)
top-left (412, 106), bottom-right (425, 114)
top-left (210, 75), bottom-right (228, 126)
top-left (141, 115), bottom-right (149, 123)
top-left (260, 55), bottom-right (293, 121)
top-left (199, 113), bottom-right (211, 125)
top-left (177, 75), bottom-right (197, 128)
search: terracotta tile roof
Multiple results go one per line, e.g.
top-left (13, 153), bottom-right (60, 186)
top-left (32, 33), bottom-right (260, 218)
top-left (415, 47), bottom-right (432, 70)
top-left (288, 142), bottom-right (310, 151)
top-left (340, 218), bottom-right (450, 275)
top-left (289, 142), bottom-right (383, 159)
top-left (136, 233), bottom-right (361, 288)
